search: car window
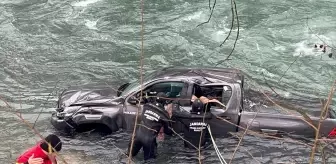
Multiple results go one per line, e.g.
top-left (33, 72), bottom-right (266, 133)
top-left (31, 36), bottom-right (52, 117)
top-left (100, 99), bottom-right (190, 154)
top-left (134, 81), bottom-right (185, 99)
top-left (194, 84), bottom-right (233, 108)
top-left (120, 71), bottom-right (159, 97)
top-left (222, 86), bottom-right (232, 105)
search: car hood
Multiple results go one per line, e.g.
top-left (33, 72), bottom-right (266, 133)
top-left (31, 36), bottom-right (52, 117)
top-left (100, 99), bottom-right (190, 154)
top-left (58, 87), bottom-right (124, 111)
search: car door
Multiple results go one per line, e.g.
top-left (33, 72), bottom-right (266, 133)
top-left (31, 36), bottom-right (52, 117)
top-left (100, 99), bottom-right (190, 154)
top-left (121, 79), bottom-right (189, 131)
top-left (200, 83), bottom-right (241, 137)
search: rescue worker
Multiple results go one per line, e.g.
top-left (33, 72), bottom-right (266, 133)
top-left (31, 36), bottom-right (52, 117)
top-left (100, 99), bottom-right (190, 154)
top-left (182, 99), bottom-right (211, 149)
top-left (127, 92), bottom-right (173, 160)
top-left (186, 93), bottom-right (225, 149)
top-left (16, 134), bottom-right (62, 164)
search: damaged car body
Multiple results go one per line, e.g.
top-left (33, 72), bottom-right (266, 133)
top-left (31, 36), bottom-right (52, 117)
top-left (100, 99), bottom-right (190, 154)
top-left (51, 66), bottom-right (336, 139)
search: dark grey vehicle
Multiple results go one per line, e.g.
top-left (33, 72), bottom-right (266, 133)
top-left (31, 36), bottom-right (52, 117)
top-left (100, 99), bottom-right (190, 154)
top-left (50, 66), bottom-right (336, 139)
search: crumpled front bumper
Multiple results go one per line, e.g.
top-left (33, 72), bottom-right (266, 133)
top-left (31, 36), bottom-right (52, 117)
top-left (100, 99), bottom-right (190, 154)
top-left (50, 112), bottom-right (76, 132)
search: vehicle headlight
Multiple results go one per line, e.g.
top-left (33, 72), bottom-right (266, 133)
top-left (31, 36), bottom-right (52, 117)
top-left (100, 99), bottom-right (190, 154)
top-left (56, 111), bottom-right (75, 119)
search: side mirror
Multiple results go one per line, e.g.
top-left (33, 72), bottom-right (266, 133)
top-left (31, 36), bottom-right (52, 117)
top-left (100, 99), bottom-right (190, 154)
top-left (128, 96), bottom-right (142, 105)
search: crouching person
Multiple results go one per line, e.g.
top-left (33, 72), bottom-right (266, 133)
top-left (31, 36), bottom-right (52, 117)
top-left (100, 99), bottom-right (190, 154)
top-left (127, 92), bottom-right (173, 161)
top-left (16, 134), bottom-right (62, 164)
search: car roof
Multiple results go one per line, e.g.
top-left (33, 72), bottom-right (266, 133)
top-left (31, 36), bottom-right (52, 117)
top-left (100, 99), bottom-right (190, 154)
top-left (149, 66), bottom-right (245, 84)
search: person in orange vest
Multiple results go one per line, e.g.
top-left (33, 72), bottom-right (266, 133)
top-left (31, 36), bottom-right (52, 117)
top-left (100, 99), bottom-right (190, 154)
top-left (16, 134), bottom-right (62, 164)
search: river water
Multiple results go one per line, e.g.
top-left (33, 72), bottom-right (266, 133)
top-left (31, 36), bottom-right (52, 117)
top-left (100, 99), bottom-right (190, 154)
top-left (0, 0), bottom-right (336, 163)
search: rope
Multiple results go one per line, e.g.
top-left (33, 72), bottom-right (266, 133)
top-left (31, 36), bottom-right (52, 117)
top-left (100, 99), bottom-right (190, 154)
top-left (207, 125), bottom-right (227, 164)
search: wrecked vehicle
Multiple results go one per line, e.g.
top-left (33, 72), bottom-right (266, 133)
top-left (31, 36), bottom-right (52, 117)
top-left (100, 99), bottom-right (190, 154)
top-left (50, 66), bottom-right (336, 139)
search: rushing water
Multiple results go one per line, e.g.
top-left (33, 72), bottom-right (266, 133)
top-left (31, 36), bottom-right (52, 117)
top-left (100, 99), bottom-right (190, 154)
top-left (1, 0), bottom-right (336, 163)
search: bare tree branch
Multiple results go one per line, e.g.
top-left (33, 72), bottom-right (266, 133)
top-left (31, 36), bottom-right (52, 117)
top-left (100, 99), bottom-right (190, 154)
top-left (168, 127), bottom-right (200, 151)
top-left (196, 0), bottom-right (217, 28)
top-left (215, 115), bottom-right (313, 147)
top-left (219, 0), bottom-right (235, 47)
top-left (278, 55), bottom-right (300, 84)
top-left (229, 109), bottom-right (259, 164)
top-left (262, 72), bottom-right (280, 96)
top-left (229, 132), bottom-right (262, 164)
top-left (306, 17), bottom-right (335, 49)
top-left (0, 97), bottom-right (69, 164)
top-left (127, 0), bottom-right (145, 163)
top-left (33, 80), bottom-right (60, 129)
top-left (216, 0), bottom-right (240, 66)
top-left (260, 91), bottom-right (317, 131)
top-left (309, 80), bottom-right (336, 164)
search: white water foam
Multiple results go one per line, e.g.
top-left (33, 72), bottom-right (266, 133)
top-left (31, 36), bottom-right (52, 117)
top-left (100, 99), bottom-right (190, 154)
top-left (256, 68), bottom-right (276, 78)
top-left (72, 0), bottom-right (101, 7)
top-left (85, 20), bottom-right (99, 30)
top-left (210, 30), bottom-right (229, 43)
top-left (293, 34), bottom-right (334, 57)
top-left (0, 0), bottom-right (25, 4)
top-left (183, 11), bottom-right (203, 21)
top-left (256, 42), bottom-right (260, 51)
top-left (149, 55), bottom-right (169, 65)
top-left (210, 27), bottom-right (241, 43)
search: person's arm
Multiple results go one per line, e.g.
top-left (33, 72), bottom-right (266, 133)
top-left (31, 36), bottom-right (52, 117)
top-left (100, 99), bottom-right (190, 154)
top-left (199, 96), bottom-right (210, 104)
top-left (198, 96), bottom-right (226, 109)
top-left (157, 103), bottom-right (173, 140)
top-left (162, 120), bottom-right (173, 136)
top-left (208, 99), bottom-right (226, 108)
top-left (166, 103), bottom-right (173, 118)
top-left (161, 109), bottom-right (173, 136)
top-left (47, 154), bottom-right (58, 164)
top-left (17, 154), bottom-right (43, 164)
top-left (191, 95), bottom-right (198, 102)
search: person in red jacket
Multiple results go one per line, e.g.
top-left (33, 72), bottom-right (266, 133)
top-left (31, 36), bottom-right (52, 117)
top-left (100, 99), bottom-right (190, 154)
top-left (16, 134), bottom-right (62, 164)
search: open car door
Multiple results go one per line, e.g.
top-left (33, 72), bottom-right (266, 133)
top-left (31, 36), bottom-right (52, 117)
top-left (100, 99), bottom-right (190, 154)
top-left (197, 83), bottom-right (242, 137)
